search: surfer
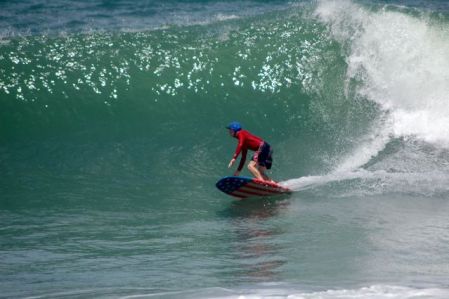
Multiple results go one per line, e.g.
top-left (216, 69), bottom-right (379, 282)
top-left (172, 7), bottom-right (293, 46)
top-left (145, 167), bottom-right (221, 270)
top-left (226, 121), bottom-right (274, 182)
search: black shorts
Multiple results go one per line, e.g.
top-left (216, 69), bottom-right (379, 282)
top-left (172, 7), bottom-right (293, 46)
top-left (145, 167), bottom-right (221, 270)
top-left (252, 142), bottom-right (273, 170)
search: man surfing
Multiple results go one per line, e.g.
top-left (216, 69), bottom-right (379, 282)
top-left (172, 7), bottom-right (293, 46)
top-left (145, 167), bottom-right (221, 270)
top-left (226, 121), bottom-right (274, 182)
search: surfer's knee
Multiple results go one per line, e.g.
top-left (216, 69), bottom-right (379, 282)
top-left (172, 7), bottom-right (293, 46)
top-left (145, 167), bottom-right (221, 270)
top-left (248, 161), bottom-right (257, 171)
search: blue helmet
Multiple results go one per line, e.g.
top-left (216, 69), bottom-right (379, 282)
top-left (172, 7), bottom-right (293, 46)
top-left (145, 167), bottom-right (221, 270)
top-left (226, 121), bottom-right (242, 132)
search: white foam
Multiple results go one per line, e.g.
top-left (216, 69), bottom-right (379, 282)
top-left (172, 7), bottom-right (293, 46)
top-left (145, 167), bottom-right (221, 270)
top-left (334, 119), bottom-right (392, 172)
top-left (392, 109), bottom-right (449, 148)
top-left (316, 0), bottom-right (449, 150)
top-left (202, 284), bottom-right (449, 299)
top-left (282, 166), bottom-right (449, 197)
top-left (281, 169), bottom-right (370, 191)
top-left (23, 284), bottom-right (449, 299)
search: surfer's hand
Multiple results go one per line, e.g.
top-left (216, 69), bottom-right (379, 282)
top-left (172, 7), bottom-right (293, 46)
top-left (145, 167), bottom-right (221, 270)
top-left (233, 170), bottom-right (240, 176)
top-left (228, 158), bottom-right (236, 168)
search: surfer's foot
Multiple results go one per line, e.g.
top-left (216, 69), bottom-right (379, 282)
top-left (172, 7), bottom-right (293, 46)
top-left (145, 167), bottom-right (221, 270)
top-left (262, 177), bottom-right (276, 183)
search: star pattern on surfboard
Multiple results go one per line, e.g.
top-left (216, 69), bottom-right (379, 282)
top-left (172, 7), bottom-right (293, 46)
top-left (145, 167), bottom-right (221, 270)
top-left (216, 177), bottom-right (247, 193)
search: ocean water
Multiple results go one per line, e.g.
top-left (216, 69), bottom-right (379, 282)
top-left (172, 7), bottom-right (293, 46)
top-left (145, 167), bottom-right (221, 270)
top-left (1, 0), bottom-right (449, 298)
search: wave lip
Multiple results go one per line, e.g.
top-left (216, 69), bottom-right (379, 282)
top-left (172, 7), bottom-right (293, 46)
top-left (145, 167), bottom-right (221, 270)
top-left (316, 0), bottom-right (449, 150)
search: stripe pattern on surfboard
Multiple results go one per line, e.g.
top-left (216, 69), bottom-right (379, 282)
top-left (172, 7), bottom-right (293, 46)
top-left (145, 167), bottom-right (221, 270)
top-left (216, 176), bottom-right (291, 199)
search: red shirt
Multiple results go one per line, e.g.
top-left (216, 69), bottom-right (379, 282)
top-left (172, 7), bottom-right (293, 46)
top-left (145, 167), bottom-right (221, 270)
top-left (232, 130), bottom-right (264, 171)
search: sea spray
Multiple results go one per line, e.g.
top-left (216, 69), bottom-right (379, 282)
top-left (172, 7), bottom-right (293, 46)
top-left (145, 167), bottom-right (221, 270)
top-left (317, 0), bottom-right (449, 150)
top-left (281, 0), bottom-right (449, 196)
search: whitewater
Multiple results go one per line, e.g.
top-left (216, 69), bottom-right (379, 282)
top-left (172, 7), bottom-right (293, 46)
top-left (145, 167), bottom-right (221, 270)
top-left (284, 0), bottom-right (449, 196)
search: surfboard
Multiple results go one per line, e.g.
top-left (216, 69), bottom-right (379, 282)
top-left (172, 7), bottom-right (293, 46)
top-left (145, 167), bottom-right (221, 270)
top-left (216, 176), bottom-right (292, 199)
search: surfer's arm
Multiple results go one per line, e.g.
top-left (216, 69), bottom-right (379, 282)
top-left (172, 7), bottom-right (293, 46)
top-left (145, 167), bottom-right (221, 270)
top-left (237, 149), bottom-right (247, 171)
top-left (232, 133), bottom-right (245, 159)
top-left (229, 132), bottom-right (246, 174)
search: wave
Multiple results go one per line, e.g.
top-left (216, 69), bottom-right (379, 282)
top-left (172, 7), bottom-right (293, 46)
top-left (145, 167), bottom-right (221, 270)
top-left (1, 0), bottom-right (449, 199)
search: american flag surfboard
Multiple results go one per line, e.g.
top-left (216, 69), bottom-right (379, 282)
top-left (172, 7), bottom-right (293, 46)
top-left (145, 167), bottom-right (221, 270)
top-left (216, 176), bottom-right (291, 199)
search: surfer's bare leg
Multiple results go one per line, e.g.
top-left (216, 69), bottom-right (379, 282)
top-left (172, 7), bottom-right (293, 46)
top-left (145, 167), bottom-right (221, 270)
top-left (248, 161), bottom-right (273, 182)
top-left (248, 161), bottom-right (264, 180)
top-left (258, 165), bottom-right (272, 182)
